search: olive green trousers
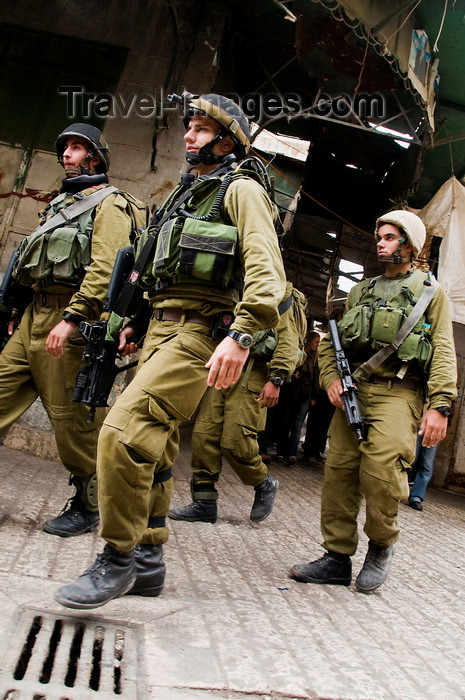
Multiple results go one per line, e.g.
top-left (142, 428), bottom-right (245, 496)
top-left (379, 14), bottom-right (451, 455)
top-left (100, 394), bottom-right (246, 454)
top-left (321, 379), bottom-right (424, 554)
top-left (96, 317), bottom-right (218, 551)
top-left (0, 300), bottom-right (104, 478)
top-left (190, 358), bottom-right (268, 499)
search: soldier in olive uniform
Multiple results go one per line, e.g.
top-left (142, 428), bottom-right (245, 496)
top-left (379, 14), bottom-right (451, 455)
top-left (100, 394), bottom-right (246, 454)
top-left (0, 124), bottom-right (144, 537)
top-left (55, 93), bottom-right (286, 609)
top-left (169, 281), bottom-right (303, 524)
top-left (291, 210), bottom-right (457, 593)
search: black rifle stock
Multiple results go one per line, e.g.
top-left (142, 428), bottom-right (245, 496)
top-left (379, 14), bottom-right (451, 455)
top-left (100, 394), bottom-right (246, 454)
top-left (0, 249), bottom-right (33, 351)
top-left (328, 319), bottom-right (366, 442)
top-left (72, 246), bottom-right (139, 422)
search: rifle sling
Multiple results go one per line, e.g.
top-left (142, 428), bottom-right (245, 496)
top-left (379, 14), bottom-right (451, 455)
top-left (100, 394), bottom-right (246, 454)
top-left (33, 185), bottom-right (118, 237)
top-left (353, 280), bottom-right (439, 382)
top-left (278, 293), bottom-right (292, 315)
top-left (112, 163), bottom-right (234, 318)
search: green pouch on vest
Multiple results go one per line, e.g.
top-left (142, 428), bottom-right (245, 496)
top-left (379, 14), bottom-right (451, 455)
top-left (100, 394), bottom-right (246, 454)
top-left (152, 216), bottom-right (185, 279)
top-left (339, 304), bottom-right (372, 351)
top-left (371, 305), bottom-right (404, 346)
top-left (251, 329), bottom-right (277, 361)
top-left (47, 226), bottom-right (90, 282)
top-left (177, 218), bottom-right (237, 286)
top-left (397, 332), bottom-right (433, 368)
top-left (16, 234), bottom-right (50, 282)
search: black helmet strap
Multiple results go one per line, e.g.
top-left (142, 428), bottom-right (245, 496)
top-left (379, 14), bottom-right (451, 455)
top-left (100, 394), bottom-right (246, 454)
top-left (185, 128), bottom-right (228, 166)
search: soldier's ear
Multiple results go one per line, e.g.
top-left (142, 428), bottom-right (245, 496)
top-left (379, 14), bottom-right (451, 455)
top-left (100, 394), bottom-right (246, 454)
top-left (219, 134), bottom-right (235, 154)
top-left (89, 153), bottom-right (102, 169)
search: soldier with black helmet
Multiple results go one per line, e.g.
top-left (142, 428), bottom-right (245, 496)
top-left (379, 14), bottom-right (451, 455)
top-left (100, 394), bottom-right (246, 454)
top-left (0, 123), bottom-right (146, 537)
top-left (290, 210), bottom-right (457, 593)
top-left (54, 92), bottom-right (286, 609)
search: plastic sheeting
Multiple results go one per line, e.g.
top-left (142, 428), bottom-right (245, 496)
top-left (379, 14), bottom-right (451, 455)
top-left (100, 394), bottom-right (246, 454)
top-left (418, 176), bottom-right (465, 325)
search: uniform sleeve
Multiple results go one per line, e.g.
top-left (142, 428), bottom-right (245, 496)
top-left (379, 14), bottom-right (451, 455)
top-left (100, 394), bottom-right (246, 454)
top-left (268, 282), bottom-right (301, 379)
top-left (223, 178), bottom-right (286, 335)
top-left (425, 285), bottom-right (457, 408)
top-left (64, 193), bottom-right (133, 322)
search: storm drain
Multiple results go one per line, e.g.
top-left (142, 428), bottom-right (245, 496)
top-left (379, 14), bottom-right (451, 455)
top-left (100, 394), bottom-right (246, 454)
top-left (0, 607), bottom-right (145, 699)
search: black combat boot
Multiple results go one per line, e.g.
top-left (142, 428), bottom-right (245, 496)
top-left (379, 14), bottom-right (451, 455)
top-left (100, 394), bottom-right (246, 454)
top-left (290, 551), bottom-right (352, 585)
top-left (250, 474), bottom-right (279, 522)
top-left (54, 544), bottom-right (136, 609)
top-left (42, 494), bottom-right (100, 537)
top-left (355, 541), bottom-right (396, 593)
top-left (169, 500), bottom-right (217, 523)
top-left (126, 545), bottom-right (165, 596)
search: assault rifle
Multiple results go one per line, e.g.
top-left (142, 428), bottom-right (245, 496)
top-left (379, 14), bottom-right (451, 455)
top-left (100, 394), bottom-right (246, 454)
top-left (72, 246), bottom-right (141, 422)
top-left (0, 249), bottom-right (33, 352)
top-left (328, 319), bottom-right (366, 442)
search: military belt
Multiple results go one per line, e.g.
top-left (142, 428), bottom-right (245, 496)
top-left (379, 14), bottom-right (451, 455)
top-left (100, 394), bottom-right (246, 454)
top-left (34, 292), bottom-right (74, 308)
top-left (364, 375), bottom-right (419, 391)
top-left (153, 307), bottom-right (211, 328)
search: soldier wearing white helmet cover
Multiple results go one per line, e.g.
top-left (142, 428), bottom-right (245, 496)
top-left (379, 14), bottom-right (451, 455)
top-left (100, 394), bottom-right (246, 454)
top-left (290, 210), bottom-right (457, 593)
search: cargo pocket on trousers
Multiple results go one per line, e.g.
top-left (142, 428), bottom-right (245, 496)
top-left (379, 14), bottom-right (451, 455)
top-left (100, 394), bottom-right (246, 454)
top-left (107, 395), bottom-right (178, 463)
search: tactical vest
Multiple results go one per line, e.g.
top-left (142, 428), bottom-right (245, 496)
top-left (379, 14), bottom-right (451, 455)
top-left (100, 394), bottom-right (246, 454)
top-left (136, 168), bottom-right (269, 292)
top-left (339, 269), bottom-right (433, 370)
top-left (13, 185), bottom-right (147, 288)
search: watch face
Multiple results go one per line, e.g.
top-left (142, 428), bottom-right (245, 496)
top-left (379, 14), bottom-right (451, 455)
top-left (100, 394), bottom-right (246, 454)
top-left (239, 334), bottom-right (254, 348)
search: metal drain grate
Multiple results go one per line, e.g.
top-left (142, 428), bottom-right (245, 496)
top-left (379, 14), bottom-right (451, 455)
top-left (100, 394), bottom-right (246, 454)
top-left (0, 607), bottom-right (145, 699)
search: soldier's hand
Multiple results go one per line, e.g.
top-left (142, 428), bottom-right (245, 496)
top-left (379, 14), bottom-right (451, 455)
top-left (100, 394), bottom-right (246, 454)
top-left (327, 378), bottom-right (344, 410)
top-left (46, 319), bottom-right (77, 358)
top-left (257, 381), bottom-right (280, 408)
top-left (205, 336), bottom-right (249, 389)
top-left (118, 325), bottom-right (138, 356)
top-left (418, 408), bottom-right (448, 447)
top-left (7, 320), bottom-right (18, 336)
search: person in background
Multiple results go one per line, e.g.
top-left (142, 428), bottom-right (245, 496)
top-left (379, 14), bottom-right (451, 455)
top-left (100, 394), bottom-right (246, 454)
top-left (407, 432), bottom-right (439, 511)
top-left (275, 331), bottom-right (320, 465)
top-left (169, 281), bottom-right (301, 524)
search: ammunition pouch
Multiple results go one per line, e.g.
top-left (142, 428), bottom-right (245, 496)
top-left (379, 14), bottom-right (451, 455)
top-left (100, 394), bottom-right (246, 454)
top-left (340, 301), bottom-right (433, 370)
top-left (397, 332), bottom-right (433, 368)
top-left (138, 216), bottom-right (238, 291)
top-left (14, 223), bottom-right (91, 287)
top-left (251, 328), bottom-right (277, 361)
top-left (339, 304), bottom-right (372, 352)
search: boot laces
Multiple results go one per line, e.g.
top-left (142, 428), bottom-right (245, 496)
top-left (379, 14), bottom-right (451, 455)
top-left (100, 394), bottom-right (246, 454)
top-left (255, 476), bottom-right (272, 503)
top-left (85, 545), bottom-right (114, 578)
top-left (58, 494), bottom-right (85, 520)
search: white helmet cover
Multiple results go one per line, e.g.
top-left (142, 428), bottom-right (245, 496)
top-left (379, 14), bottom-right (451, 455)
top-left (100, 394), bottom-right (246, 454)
top-left (375, 210), bottom-right (426, 259)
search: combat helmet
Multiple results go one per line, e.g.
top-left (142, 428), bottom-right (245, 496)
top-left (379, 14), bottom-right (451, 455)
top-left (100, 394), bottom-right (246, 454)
top-left (375, 210), bottom-right (426, 264)
top-left (55, 123), bottom-right (110, 173)
top-left (178, 92), bottom-right (251, 165)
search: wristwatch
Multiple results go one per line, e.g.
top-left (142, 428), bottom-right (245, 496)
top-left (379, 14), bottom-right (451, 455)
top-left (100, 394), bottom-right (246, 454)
top-left (227, 330), bottom-right (254, 349)
top-left (269, 376), bottom-right (284, 387)
top-left (433, 406), bottom-right (452, 418)
top-left (62, 310), bottom-right (84, 326)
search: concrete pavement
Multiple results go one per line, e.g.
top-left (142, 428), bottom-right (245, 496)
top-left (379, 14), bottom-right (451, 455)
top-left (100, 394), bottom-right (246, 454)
top-left (0, 427), bottom-right (464, 699)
